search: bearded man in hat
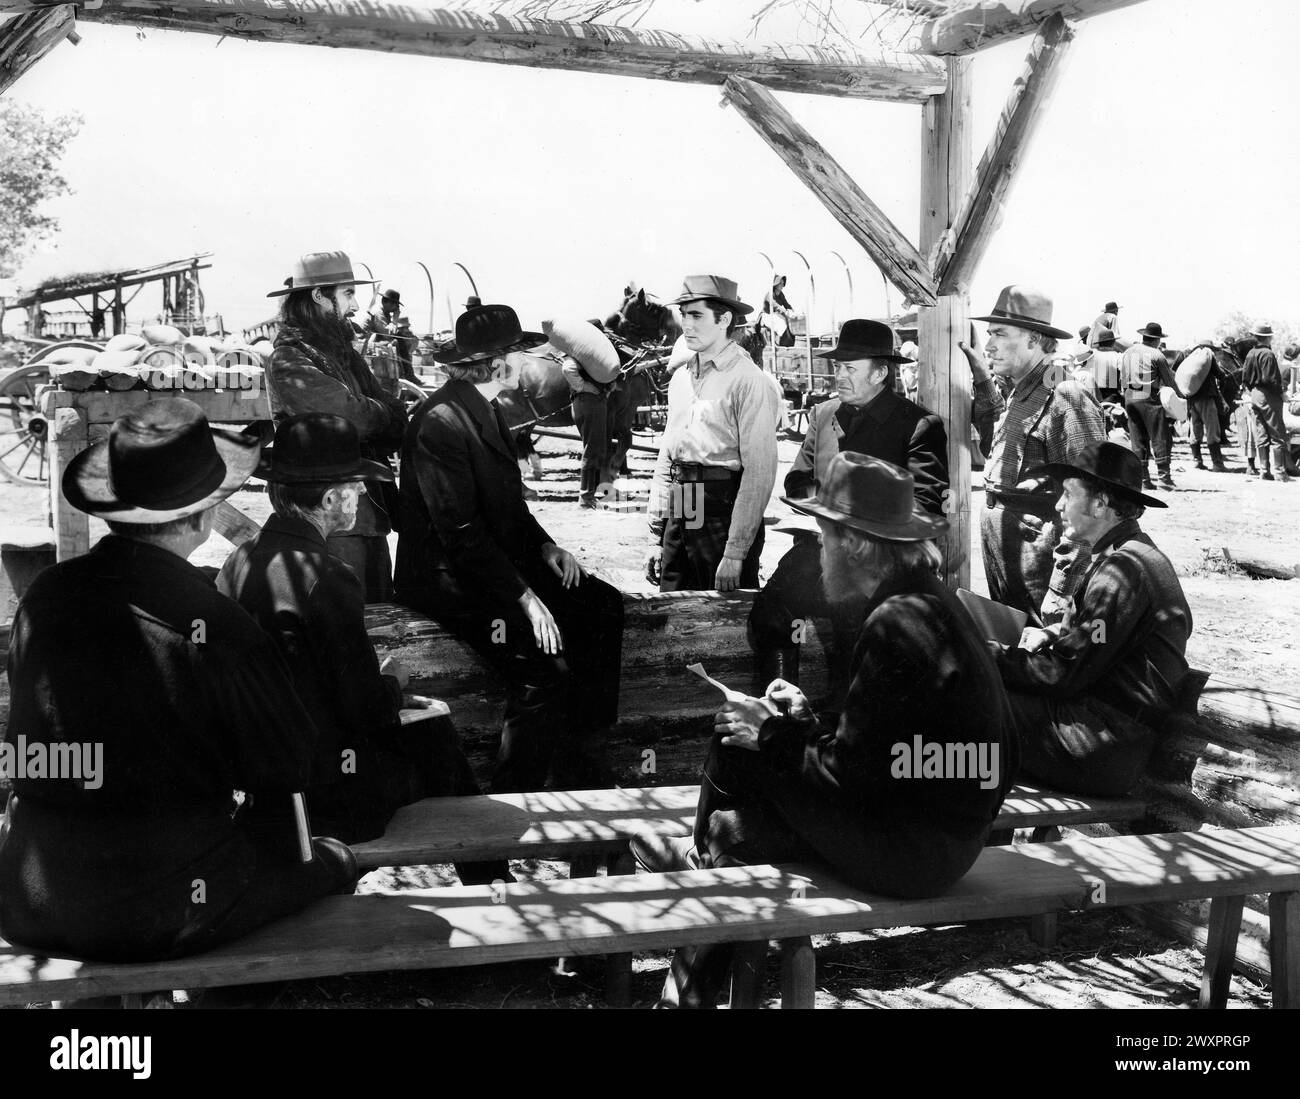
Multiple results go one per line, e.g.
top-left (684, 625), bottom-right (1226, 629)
top-left (216, 413), bottom-right (509, 886)
top-left (646, 275), bottom-right (780, 593)
top-left (1241, 323), bottom-right (1297, 482)
top-left (996, 442), bottom-right (1193, 797)
top-left (267, 251), bottom-right (407, 602)
top-left (632, 454), bottom-right (1016, 1008)
top-left (748, 318), bottom-right (948, 701)
top-left (975, 285), bottom-right (1107, 625)
top-left (0, 399), bottom-right (357, 963)
top-left (1120, 321), bottom-right (1183, 490)
top-left (394, 304), bottom-right (624, 793)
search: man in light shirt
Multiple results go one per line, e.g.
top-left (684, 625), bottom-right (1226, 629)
top-left (646, 275), bottom-right (780, 592)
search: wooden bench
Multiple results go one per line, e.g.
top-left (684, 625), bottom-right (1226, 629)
top-left (4, 824), bottom-right (1296, 1009)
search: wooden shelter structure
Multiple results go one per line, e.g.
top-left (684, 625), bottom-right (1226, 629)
top-left (12, 253), bottom-right (216, 338)
top-left (0, 0), bottom-right (1151, 589)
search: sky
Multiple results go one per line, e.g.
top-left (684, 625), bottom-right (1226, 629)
top-left (3, 0), bottom-right (1299, 349)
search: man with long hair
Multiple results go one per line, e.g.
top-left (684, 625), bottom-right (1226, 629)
top-left (266, 251), bottom-right (407, 601)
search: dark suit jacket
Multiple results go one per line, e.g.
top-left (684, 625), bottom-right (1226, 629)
top-left (784, 389), bottom-right (949, 515)
top-left (217, 515), bottom-right (414, 841)
top-left (758, 569), bottom-right (1017, 839)
top-left (395, 379), bottom-right (555, 603)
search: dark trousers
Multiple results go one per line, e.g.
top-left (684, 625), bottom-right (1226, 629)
top-left (979, 504), bottom-right (1067, 628)
top-left (659, 477), bottom-right (763, 592)
top-left (1188, 395), bottom-right (1222, 446)
top-left (1124, 397), bottom-right (1172, 475)
top-left (398, 565), bottom-right (624, 792)
top-left (666, 733), bottom-right (988, 1008)
top-left (1005, 691), bottom-right (1159, 798)
top-left (571, 392), bottom-right (610, 500)
top-left (327, 532), bottom-right (394, 604)
top-left (747, 534), bottom-right (860, 701)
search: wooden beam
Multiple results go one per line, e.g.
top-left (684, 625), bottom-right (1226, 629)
top-left (918, 0), bottom-right (1147, 56)
top-left (917, 58), bottom-right (973, 591)
top-left (722, 75), bottom-right (937, 309)
top-left (0, 6), bottom-right (74, 95)
top-left (936, 14), bottom-right (1073, 296)
top-left (48, 0), bottom-right (950, 103)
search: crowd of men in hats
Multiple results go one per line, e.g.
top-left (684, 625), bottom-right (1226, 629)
top-left (0, 253), bottom-right (1212, 1008)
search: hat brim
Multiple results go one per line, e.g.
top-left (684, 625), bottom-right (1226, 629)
top-left (267, 277), bottom-right (377, 299)
top-left (254, 451), bottom-right (394, 484)
top-left (62, 425), bottom-right (263, 523)
top-left (814, 346), bottom-right (911, 363)
top-left (432, 331), bottom-right (547, 366)
top-left (1027, 462), bottom-right (1167, 509)
top-left (1250, 330), bottom-right (1273, 338)
top-left (667, 293), bottom-right (753, 317)
top-left (973, 313), bottom-right (1074, 341)
top-left (780, 494), bottom-right (949, 542)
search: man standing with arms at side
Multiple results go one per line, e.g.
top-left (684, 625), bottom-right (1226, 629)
top-left (1241, 323), bottom-right (1296, 482)
top-left (646, 275), bottom-right (779, 593)
top-left (266, 251), bottom-right (407, 601)
top-left (1120, 321), bottom-right (1182, 490)
top-left (975, 285), bottom-right (1106, 626)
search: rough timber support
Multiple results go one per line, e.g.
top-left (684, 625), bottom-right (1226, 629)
top-left (0, 6), bottom-right (75, 95)
top-left (48, 0), bottom-right (950, 103)
top-left (722, 75), bottom-right (937, 309)
top-left (937, 14), bottom-right (1074, 295)
top-left (917, 58), bottom-right (973, 591)
top-left (919, 0), bottom-right (1149, 56)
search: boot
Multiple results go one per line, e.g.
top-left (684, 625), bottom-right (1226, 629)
top-left (1208, 444), bottom-right (1228, 472)
top-left (1191, 443), bottom-right (1205, 470)
top-left (754, 646), bottom-right (800, 696)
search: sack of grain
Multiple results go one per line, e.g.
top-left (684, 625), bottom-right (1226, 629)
top-left (1160, 387), bottom-right (1188, 422)
top-left (40, 346), bottom-right (98, 368)
top-left (542, 317), bottom-right (620, 383)
top-left (183, 336), bottom-right (218, 365)
top-left (50, 363), bottom-right (99, 391)
top-left (1175, 345), bottom-right (1214, 396)
top-left (142, 324), bottom-right (184, 346)
top-left (104, 333), bottom-right (148, 353)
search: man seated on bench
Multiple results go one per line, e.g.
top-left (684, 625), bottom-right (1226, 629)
top-left (394, 304), bottom-right (624, 791)
top-left (0, 399), bottom-right (357, 963)
top-left (216, 414), bottom-right (509, 886)
top-left (995, 442), bottom-right (1193, 797)
top-left (632, 454), bottom-right (1017, 1008)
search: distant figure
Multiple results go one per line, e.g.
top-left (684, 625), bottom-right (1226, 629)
top-left (762, 274), bottom-right (797, 348)
top-left (364, 289), bottom-right (416, 382)
top-left (1119, 321), bottom-right (1182, 490)
top-left (1088, 301), bottom-right (1120, 347)
top-left (1241, 323), bottom-right (1297, 481)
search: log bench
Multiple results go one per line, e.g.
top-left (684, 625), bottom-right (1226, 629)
top-left (3, 824), bottom-right (1296, 1010)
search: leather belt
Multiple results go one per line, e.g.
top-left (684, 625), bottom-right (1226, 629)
top-left (669, 460), bottom-right (738, 484)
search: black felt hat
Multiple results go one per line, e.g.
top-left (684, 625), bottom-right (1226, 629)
top-left (1027, 441), bottom-right (1167, 509)
top-left (433, 304), bottom-right (546, 366)
top-left (815, 318), bottom-right (910, 363)
top-left (256, 413), bottom-right (393, 484)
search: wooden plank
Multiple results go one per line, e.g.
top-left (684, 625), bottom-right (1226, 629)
top-left (1268, 891), bottom-right (1299, 1009)
top-left (936, 15), bottom-right (1074, 296)
top-left (0, 6), bottom-right (74, 96)
top-left (64, 0), bottom-right (949, 103)
top-left (211, 499), bottom-right (261, 548)
top-left (42, 385), bottom-right (270, 424)
top-left (917, 57), bottom-right (973, 590)
top-left (1198, 894), bottom-right (1244, 1009)
top-left (722, 75), bottom-right (937, 309)
top-left (918, 0), bottom-right (1149, 56)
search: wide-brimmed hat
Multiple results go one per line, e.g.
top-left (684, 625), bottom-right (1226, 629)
top-left (973, 285), bottom-right (1073, 340)
top-left (1027, 440), bottom-right (1167, 509)
top-left (256, 413), bottom-right (393, 485)
top-left (1095, 327), bottom-right (1117, 347)
top-left (781, 452), bottom-right (949, 543)
top-left (667, 275), bottom-right (752, 317)
top-left (267, 251), bottom-right (375, 298)
top-left (815, 318), bottom-right (910, 363)
top-left (433, 304), bottom-right (546, 366)
top-left (1104, 301), bottom-right (1120, 313)
top-left (63, 398), bottom-right (263, 523)
top-left (381, 289), bottom-right (401, 306)
top-left (1251, 323), bottom-right (1274, 338)
top-left (1136, 321), bottom-right (1167, 341)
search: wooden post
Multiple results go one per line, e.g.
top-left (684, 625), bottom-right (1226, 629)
top-left (46, 407), bottom-right (89, 562)
top-left (1269, 891), bottom-right (1299, 1010)
top-left (917, 58), bottom-right (973, 591)
top-left (919, 0), bottom-right (1149, 56)
top-left (112, 278), bottom-right (124, 336)
top-left (778, 936), bottom-right (815, 1008)
top-left (1199, 894), bottom-right (1244, 1009)
top-left (0, 6), bottom-right (76, 95)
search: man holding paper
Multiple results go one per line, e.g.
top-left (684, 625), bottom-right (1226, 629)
top-left (634, 454), bottom-right (1015, 1008)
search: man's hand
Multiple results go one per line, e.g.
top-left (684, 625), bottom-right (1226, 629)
top-left (1018, 626), bottom-right (1054, 653)
top-left (379, 656), bottom-right (411, 689)
top-left (714, 556), bottom-right (743, 592)
top-left (715, 696), bottom-right (779, 752)
top-left (959, 341), bottom-right (992, 385)
top-left (541, 542), bottom-right (583, 588)
top-left (519, 589), bottom-right (563, 655)
top-left (645, 549), bottom-right (662, 586)
top-left (764, 678), bottom-right (812, 722)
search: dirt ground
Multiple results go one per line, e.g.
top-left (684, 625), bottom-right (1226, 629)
top-left (1, 413), bottom-right (1294, 1011)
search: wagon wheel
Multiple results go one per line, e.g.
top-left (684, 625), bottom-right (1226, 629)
top-left (0, 363), bottom-right (52, 486)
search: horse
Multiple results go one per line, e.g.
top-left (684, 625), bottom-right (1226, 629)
top-left (496, 289), bottom-right (679, 481)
